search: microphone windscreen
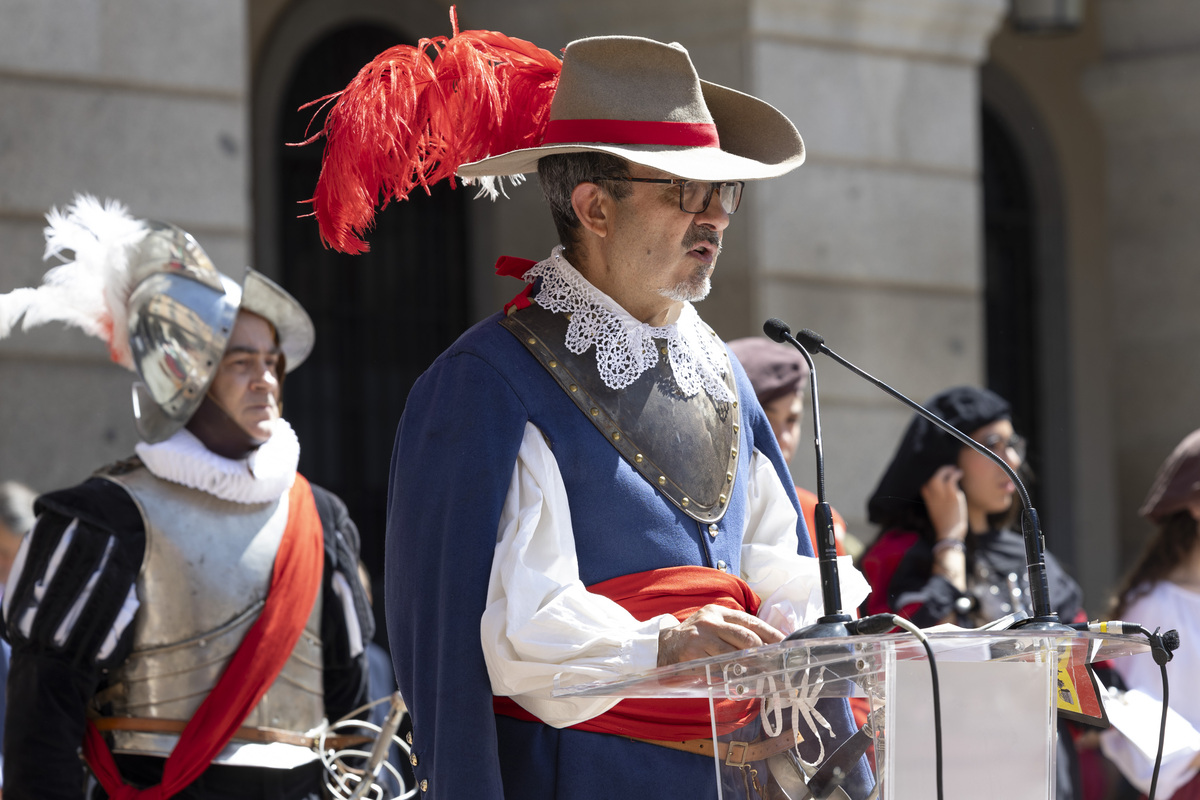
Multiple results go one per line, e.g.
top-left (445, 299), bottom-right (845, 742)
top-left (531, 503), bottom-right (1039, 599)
top-left (796, 328), bottom-right (825, 352)
top-left (1164, 629), bottom-right (1181, 652)
top-left (763, 318), bottom-right (791, 343)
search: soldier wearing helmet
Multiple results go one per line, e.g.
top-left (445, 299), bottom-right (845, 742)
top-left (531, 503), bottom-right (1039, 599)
top-left (0, 196), bottom-right (374, 799)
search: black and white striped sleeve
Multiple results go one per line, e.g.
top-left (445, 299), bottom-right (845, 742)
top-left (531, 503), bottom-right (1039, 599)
top-left (3, 477), bottom-right (144, 668)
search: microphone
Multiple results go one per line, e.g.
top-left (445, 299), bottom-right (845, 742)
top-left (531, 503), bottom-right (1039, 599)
top-left (762, 318), bottom-right (853, 640)
top-left (763, 319), bottom-right (1065, 631)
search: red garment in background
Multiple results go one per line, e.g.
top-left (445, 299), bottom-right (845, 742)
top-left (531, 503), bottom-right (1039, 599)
top-left (796, 486), bottom-right (847, 558)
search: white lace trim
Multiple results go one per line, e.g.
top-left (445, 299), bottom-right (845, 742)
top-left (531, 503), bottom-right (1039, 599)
top-left (134, 418), bottom-right (300, 504)
top-left (525, 246), bottom-right (736, 403)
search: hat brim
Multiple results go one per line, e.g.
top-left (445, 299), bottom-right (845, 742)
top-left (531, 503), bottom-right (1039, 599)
top-left (457, 79), bottom-right (804, 182)
top-left (241, 271), bottom-right (315, 372)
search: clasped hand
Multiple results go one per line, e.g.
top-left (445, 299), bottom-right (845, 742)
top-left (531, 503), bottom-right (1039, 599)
top-left (657, 604), bottom-right (784, 666)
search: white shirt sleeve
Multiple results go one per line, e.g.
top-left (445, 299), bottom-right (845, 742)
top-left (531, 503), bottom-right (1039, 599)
top-left (479, 425), bottom-right (871, 728)
top-left (480, 423), bottom-right (677, 728)
top-left (740, 450), bottom-right (871, 634)
top-left (1099, 586), bottom-right (1200, 796)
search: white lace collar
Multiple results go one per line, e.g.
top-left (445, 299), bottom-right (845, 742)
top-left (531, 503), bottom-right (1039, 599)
top-left (524, 246), bottom-right (736, 403)
top-left (134, 418), bottom-right (300, 504)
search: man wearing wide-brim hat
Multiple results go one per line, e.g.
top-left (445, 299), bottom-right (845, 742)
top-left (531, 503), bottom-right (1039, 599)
top-left (309, 25), bottom-right (872, 799)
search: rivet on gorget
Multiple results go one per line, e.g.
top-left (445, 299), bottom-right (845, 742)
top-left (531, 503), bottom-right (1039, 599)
top-left (726, 472), bottom-right (733, 483)
top-left (549, 360), bottom-right (558, 368)
top-left (660, 347), bottom-right (667, 355)
top-left (731, 448), bottom-right (738, 458)
top-left (590, 407), bottom-right (599, 416)
top-left (612, 431), bottom-right (621, 441)
top-left (565, 313), bottom-right (572, 321)
top-left (635, 453), bottom-right (644, 463)
top-left (658, 476), bottom-right (667, 486)
top-left (527, 337), bottom-right (536, 345)
top-left (733, 423), bottom-right (740, 433)
top-left (719, 494), bottom-right (728, 506)
top-left (733, 401), bottom-right (738, 408)
top-left (681, 497), bottom-right (690, 507)
top-left (708, 524), bottom-right (718, 538)
top-left (570, 384), bottom-right (578, 392)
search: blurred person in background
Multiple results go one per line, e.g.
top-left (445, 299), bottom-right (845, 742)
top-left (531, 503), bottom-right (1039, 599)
top-left (727, 337), bottom-right (861, 560)
top-left (0, 480), bottom-right (38, 797)
top-left (858, 385), bottom-right (1089, 800)
top-left (0, 196), bottom-right (374, 800)
top-left (1101, 428), bottom-right (1200, 799)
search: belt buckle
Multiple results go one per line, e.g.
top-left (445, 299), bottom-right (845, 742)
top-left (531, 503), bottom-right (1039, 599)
top-left (725, 739), bottom-right (751, 768)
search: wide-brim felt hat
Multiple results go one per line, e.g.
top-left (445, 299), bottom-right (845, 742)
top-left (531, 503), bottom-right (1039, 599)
top-left (457, 36), bottom-right (805, 182)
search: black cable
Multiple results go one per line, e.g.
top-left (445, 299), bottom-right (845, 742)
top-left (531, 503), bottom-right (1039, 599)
top-left (1069, 621), bottom-right (1179, 800)
top-left (1148, 660), bottom-right (1169, 800)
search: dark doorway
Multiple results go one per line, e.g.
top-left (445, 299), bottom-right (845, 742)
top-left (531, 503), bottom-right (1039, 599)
top-left (981, 104), bottom-right (1041, 491)
top-left (272, 24), bottom-right (471, 640)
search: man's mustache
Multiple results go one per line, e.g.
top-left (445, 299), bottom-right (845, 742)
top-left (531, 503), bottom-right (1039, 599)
top-left (683, 225), bottom-right (722, 252)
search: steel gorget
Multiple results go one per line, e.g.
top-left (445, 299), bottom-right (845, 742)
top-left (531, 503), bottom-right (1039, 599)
top-left (501, 302), bottom-right (740, 523)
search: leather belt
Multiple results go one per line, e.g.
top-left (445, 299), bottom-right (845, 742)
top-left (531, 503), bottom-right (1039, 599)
top-left (630, 729), bottom-right (804, 768)
top-left (90, 717), bottom-right (371, 750)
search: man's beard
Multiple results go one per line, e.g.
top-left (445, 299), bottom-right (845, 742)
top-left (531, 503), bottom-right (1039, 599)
top-left (660, 226), bottom-right (721, 303)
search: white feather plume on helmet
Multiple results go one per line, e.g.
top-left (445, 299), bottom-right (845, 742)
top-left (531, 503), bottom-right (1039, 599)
top-left (0, 194), bottom-right (147, 369)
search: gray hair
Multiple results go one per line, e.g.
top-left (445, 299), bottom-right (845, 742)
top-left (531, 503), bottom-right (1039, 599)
top-left (0, 481), bottom-right (38, 537)
top-left (537, 152), bottom-right (632, 247)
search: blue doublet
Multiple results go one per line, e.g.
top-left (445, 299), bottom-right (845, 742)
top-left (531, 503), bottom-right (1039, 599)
top-left (385, 312), bottom-right (866, 798)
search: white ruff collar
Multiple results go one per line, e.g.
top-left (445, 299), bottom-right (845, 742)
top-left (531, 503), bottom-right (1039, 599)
top-left (525, 246), bottom-right (735, 403)
top-left (134, 418), bottom-right (300, 504)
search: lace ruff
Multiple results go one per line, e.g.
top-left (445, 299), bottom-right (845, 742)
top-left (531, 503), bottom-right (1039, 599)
top-left (525, 246), bottom-right (735, 403)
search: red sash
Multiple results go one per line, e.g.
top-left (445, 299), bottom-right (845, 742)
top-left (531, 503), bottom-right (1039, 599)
top-left (494, 565), bottom-right (762, 741)
top-left (82, 474), bottom-right (325, 800)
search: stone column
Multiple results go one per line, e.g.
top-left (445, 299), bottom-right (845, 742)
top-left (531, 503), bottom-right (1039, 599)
top-left (0, 0), bottom-right (251, 491)
top-left (744, 0), bottom-right (1008, 534)
top-left (1087, 2), bottom-right (1200, 563)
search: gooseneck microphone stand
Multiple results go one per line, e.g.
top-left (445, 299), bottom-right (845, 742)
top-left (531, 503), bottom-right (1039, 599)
top-left (771, 322), bottom-right (855, 641)
top-left (764, 319), bottom-right (1067, 632)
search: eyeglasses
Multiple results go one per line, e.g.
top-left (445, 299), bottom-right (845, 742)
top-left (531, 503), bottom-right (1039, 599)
top-left (590, 177), bottom-right (745, 215)
top-left (978, 432), bottom-right (1026, 460)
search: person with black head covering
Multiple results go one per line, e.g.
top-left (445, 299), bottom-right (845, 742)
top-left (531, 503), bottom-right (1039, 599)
top-left (859, 386), bottom-right (1090, 800)
top-left (859, 386), bottom-right (1083, 628)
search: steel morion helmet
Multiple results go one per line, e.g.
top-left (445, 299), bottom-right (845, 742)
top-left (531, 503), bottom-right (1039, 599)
top-left (0, 194), bottom-right (314, 444)
top-left (125, 224), bottom-right (314, 442)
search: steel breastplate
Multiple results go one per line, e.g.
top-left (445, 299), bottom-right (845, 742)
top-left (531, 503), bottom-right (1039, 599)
top-left (500, 302), bottom-right (740, 523)
top-left (95, 462), bottom-right (324, 764)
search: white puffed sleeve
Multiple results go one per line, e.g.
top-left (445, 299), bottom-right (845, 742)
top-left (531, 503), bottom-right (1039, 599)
top-left (480, 423), bottom-right (677, 728)
top-left (741, 450), bottom-right (870, 634)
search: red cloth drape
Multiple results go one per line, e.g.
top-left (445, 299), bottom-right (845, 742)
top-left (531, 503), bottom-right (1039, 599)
top-left (494, 565), bottom-right (763, 741)
top-left (82, 474), bottom-right (325, 799)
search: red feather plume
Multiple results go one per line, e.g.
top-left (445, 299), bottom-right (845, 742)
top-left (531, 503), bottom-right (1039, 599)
top-left (298, 10), bottom-right (561, 254)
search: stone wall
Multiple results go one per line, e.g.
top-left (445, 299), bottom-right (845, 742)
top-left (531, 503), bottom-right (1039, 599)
top-left (0, 0), bottom-right (250, 492)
